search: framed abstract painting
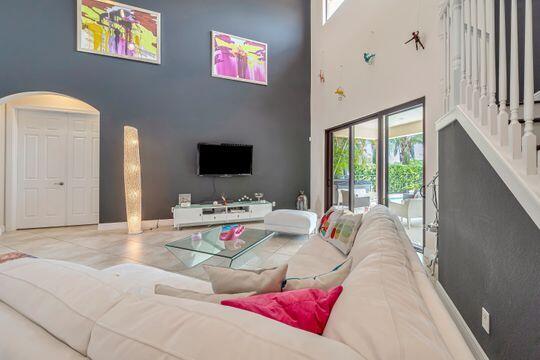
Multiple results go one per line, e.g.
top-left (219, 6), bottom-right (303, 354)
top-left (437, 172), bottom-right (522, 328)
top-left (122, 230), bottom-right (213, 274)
top-left (77, 0), bottom-right (161, 64)
top-left (211, 31), bottom-right (268, 86)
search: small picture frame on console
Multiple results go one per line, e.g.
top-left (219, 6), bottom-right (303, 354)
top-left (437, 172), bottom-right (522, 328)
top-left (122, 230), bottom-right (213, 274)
top-left (178, 194), bottom-right (191, 207)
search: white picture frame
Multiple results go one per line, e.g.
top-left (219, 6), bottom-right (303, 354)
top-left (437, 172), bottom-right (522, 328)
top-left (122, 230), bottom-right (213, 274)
top-left (211, 31), bottom-right (268, 86)
top-left (77, 0), bottom-right (161, 64)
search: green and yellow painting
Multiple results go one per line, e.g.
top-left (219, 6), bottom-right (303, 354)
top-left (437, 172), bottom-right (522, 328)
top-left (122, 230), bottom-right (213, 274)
top-left (78, 0), bottom-right (160, 64)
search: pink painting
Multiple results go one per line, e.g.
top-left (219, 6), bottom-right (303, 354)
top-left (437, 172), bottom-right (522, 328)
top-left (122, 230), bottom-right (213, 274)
top-left (212, 31), bottom-right (268, 85)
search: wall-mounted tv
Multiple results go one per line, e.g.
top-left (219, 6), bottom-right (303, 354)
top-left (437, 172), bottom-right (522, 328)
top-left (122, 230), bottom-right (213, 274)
top-left (197, 143), bottom-right (253, 176)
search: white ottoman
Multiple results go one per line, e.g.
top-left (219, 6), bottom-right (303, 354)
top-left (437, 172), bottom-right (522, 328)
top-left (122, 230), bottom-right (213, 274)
top-left (264, 210), bottom-right (318, 235)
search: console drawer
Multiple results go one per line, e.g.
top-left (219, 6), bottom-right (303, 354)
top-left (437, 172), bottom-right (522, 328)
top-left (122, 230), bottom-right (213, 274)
top-left (228, 212), bottom-right (251, 221)
top-left (202, 213), bottom-right (228, 222)
top-left (174, 208), bottom-right (203, 225)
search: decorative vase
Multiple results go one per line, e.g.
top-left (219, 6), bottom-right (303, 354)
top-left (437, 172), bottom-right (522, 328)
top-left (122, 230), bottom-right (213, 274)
top-left (296, 191), bottom-right (308, 211)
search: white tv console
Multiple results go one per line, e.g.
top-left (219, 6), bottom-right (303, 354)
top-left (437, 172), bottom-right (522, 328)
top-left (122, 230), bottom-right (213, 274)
top-left (171, 201), bottom-right (273, 229)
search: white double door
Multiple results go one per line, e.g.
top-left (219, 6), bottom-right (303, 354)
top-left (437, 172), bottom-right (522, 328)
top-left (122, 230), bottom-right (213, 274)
top-left (16, 109), bottom-right (99, 229)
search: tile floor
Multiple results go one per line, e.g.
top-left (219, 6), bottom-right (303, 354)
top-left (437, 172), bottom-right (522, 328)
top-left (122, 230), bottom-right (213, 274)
top-left (0, 222), bottom-right (310, 281)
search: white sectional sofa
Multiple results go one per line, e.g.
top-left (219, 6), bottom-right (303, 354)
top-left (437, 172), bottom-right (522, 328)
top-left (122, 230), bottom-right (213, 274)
top-left (0, 206), bottom-right (473, 360)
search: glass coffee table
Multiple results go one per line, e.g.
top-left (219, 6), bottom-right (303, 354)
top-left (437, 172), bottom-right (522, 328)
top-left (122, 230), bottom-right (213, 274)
top-left (165, 226), bottom-right (275, 268)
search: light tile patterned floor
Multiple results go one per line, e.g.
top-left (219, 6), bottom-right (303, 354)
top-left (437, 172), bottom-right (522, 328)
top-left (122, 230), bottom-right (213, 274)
top-left (0, 222), bottom-right (309, 281)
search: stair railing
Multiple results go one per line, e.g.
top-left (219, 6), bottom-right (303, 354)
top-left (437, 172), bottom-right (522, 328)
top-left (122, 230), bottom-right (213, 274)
top-left (442, 0), bottom-right (538, 176)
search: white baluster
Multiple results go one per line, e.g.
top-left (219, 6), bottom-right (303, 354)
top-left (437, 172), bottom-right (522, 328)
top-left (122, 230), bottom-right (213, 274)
top-left (446, 6), bottom-right (451, 111)
top-left (522, 0), bottom-right (537, 175)
top-left (443, 10), bottom-right (449, 112)
top-left (472, 0), bottom-right (481, 118)
top-left (466, 0), bottom-right (473, 111)
top-left (498, 0), bottom-right (509, 146)
top-left (487, 0), bottom-right (498, 135)
top-left (460, 0), bottom-right (468, 104)
top-left (442, 11), bottom-right (448, 111)
top-left (509, 0), bottom-right (521, 159)
top-left (479, 0), bottom-right (488, 125)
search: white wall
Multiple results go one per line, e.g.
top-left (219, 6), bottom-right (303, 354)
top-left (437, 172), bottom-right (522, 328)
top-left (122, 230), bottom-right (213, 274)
top-left (0, 104), bottom-right (5, 233)
top-left (310, 0), bottom-right (443, 251)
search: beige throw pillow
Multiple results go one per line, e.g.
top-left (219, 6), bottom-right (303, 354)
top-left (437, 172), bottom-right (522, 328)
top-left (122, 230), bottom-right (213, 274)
top-left (154, 284), bottom-right (255, 303)
top-left (283, 258), bottom-right (353, 291)
top-left (204, 264), bottom-right (288, 294)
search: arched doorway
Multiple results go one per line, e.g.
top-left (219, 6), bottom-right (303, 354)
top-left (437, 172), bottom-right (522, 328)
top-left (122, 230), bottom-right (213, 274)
top-left (0, 92), bottom-right (100, 232)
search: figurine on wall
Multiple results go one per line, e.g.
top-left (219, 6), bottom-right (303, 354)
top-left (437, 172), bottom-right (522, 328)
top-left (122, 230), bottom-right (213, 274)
top-left (363, 52), bottom-right (376, 65)
top-left (335, 87), bottom-right (346, 101)
top-left (319, 70), bottom-right (326, 83)
top-left (405, 31), bottom-right (425, 50)
top-left (221, 193), bottom-right (228, 206)
top-left (296, 191), bottom-right (308, 211)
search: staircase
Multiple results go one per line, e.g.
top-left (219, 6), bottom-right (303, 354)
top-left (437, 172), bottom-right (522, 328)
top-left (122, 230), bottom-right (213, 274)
top-left (437, 0), bottom-right (540, 228)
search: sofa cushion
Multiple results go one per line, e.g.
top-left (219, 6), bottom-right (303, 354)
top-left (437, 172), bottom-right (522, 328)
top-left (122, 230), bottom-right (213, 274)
top-left (204, 264), bottom-right (287, 294)
top-left (102, 263), bottom-right (213, 295)
top-left (323, 252), bottom-right (453, 360)
top-left (348, 205), bottom-right (411, 269)
top-left (88, 294), bottom-right (363, 360)
top-left (0, 301), bottom-right (87, 360)
top-left (283, 258), bottom-right (352, 291)
top-left (0, 258), bottom-right (124, 355)
top-left (154, 284), bottom-right (255, 303)
top-left (286, 235), bottom-right (346, 278)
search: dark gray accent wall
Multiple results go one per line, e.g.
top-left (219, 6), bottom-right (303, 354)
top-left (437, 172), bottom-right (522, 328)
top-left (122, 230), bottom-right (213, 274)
top-left (438, 121), bottom-right (540, 359)
top-left (0, 0), bottom-right (310, 222)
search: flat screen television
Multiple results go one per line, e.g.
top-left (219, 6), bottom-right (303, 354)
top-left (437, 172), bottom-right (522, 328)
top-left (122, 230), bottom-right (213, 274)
top-left (197, 143), bottom-right (253, 176)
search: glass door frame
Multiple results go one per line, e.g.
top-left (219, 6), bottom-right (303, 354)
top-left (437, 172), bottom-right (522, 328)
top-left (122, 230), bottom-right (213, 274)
top-left (324, 97), bottom-right (425, 250)
top-left (325, 118), bottom-right (383, 211)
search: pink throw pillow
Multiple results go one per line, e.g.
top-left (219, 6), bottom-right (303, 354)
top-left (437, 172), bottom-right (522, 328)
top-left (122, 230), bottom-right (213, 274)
top-left (221, 286), bottom-right (343, 334)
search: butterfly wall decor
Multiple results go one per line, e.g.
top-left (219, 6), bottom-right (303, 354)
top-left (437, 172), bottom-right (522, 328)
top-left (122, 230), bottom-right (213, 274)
top-left (363, 52), bottom-right (376, 65)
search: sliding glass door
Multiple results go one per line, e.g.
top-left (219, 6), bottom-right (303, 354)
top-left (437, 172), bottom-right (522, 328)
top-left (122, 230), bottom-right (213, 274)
top-left (325, 99), bottom-right (425, 250)
top-left (327, 119), bottom-right (380, 212)
top-left (352, 119), bottom-right (379, 213)
top-left (385, 106), bottom-right (424, 249)
top-left (329, 128), bottom-right (351, 208)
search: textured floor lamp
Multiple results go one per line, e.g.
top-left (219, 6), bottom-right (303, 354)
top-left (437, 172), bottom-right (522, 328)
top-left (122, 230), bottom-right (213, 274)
top-left (124, 126), bottom-right (142, 235)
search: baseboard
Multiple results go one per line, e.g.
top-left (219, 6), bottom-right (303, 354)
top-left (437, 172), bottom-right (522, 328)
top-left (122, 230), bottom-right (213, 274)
top-left (435, 282), bottom-right (489, 360)
top-left (98, 218), bottom-right (174, 231)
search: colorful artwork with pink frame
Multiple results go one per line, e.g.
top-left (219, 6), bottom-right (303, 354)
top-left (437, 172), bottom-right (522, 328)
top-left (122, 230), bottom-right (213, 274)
top-left (212, 31), bottom-right (268, 86)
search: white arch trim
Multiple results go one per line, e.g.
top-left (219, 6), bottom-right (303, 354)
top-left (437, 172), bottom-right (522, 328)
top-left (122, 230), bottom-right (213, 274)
top-left (0, 91), bottom-right (100, 115)
top-left (0, 91), bottom-right (100, 232)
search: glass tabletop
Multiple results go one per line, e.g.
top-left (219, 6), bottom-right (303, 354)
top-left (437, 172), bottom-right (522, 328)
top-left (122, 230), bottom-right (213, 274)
top-left (165, 226), bottom-right (275, 265)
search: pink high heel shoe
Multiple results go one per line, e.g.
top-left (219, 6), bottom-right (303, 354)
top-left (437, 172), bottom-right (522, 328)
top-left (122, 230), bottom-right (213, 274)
top-left (220, 225), bottom-right (245, 241)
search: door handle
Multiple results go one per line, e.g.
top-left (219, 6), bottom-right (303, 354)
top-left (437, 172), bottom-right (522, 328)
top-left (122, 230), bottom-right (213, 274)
top-left (54, 182), bottom-right (65, 186)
